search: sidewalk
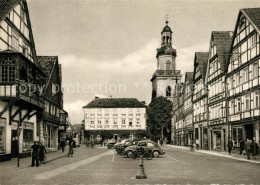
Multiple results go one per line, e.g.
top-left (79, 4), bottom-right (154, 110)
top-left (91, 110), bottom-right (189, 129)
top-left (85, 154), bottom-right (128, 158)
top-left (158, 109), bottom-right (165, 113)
top-left (165, 144), bottom-right (260, 164)
top-left (0, 147), bottom-right (69, 170)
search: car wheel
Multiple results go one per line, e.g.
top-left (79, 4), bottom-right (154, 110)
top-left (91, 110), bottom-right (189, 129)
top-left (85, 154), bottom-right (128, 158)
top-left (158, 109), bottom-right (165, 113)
top-left (153, 150), bottom-right (160, 158)
top-left (127, 150), bottom-right (134, 158)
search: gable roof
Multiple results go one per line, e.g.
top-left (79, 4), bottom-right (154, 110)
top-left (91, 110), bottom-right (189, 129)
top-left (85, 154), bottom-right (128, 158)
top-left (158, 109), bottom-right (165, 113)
top-left (37, 56), bottom-right (58, 92)
top-left (0, 0), bottom-right (21, 22)
top-left (194, 52), bottom-right (209, 81)
top-left (242, 8), bottom-right (260, 34)
top-left (83, 98), bottom-right (146, 108)
top-left (185, 72), bottom-right (194, 84)
top-left (212, 31), bottom-right (233, 71)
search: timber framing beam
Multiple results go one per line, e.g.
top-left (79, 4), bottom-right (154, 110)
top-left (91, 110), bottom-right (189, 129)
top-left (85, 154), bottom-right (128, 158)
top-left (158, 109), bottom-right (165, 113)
top-left (9, 107), bottom-right (23, 125)
top-left (20, 109), bottom-right (33, 123)
top-left (28, 111), bottom-right (37, 120)
top-left (0, 100), bottom-right (14, 117)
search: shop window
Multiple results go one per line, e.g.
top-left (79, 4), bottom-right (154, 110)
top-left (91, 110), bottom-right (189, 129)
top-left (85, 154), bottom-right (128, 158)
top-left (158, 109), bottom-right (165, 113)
top-left (23, 129), bottom-right (33, 152)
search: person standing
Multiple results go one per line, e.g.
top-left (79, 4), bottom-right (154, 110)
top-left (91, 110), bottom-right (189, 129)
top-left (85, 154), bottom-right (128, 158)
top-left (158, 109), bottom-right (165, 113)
top-left (31, 141), bottom-right (39, 167)
top-left (67, 140), bottom-right (73, 157)
top-left (227, 138), bottom-right (233, 155)
top-left (39, 142), bottom-right (47, 164)
top-left (239, 139), bottom-right (245, 155)
top-left (60, 138), bottom-right (65, 153)
top-left (245, 139), bottom-right (251, 160)
top-left (160, 138), bottom-right (163, 147)
top-left (195, 139), bottom-right (199, 151)
top-left (250, 140), bottom-right (259, 159)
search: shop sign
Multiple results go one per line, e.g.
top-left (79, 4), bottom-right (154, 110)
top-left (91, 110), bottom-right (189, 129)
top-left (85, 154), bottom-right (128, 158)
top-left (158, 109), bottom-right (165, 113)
top-left (0, 118), bottom-right (6, 127)
top-left (22, 122), bottom-right (34, 130)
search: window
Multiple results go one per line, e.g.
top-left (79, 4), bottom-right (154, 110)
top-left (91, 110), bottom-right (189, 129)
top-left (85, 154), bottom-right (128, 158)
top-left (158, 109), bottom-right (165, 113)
top-left (90, 121), bottom-right (94, 124)
top-left (230, 100), bottom-right (235, 114)
top-left (98, 120), bottom-right (101, 124)
top-left (166, 61), bottom-right (171, 70)
top-left (122, 119), bottom-right (125, 124)
top-left (255, 91), bottom-right (259, 108)
top-left (245, 95), bottom-right (250, 110)
top-left (252, 62), bottom-right (259, 78)
top-left (11, 32), bottom-right (19, 51)
top-left (129, 119), bottom-right (132, 127)
top-left (252, 34), bottom-right (256, 47)
top-left (113, 119), bottom-right (117, 124)
top-left (237, 98), bottom-right (241, 112)
top-left (105, 120), bottom-right (109, 124)
top-left (138, 142), bottom-right (146, 147)
top-left (166, 86), bottom-right (171, 96)
top-left (0, 57), bottom-right (16, 82)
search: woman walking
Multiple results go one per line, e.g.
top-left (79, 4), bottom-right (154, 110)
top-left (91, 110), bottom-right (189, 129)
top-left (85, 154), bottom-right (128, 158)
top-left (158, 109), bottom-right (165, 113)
top-left (67, 140), bottom-right (74, 157)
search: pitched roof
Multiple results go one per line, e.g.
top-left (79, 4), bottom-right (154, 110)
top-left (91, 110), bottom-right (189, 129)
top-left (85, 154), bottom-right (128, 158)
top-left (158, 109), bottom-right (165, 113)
top-left (83, 98), bottom-right (146, 108)
top-left (37, 56), bottom-right (58, 91)
top-left (194, 52), bottom-right (209, 81)
top-left (0, 0), bottom-right (21, 22)
top-left (185, 72), bottom-right (194, 84)
top-left (212, 31), bottom-right (233, 71)
top-left (242, 8), bottom-right (260, 33)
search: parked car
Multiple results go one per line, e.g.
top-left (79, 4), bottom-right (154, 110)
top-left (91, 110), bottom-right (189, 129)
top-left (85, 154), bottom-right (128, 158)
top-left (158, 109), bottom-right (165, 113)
top-left (123, 140), bottom-right (165, 158)
top-left (116, 139), bottom-right (140, 154)
top-left (113, 139), bottom-right (127, 149)
top-left (107, 141), bottom-right (116, 149)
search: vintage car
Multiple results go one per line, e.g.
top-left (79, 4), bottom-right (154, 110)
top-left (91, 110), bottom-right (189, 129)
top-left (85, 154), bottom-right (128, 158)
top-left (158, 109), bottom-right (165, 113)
top-left (123, 140), bottom-right (165, 158)
top-left (116, 139), bottom-right (140, 154)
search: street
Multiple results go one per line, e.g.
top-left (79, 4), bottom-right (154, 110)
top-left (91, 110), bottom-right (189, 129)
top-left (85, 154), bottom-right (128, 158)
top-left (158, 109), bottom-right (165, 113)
top-left (0, 146), bottom-right (259, 184)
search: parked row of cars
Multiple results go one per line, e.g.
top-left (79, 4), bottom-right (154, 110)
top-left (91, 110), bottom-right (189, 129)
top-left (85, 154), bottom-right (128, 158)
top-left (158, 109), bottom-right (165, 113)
top-left (107, 139), bottom-right (165, 158)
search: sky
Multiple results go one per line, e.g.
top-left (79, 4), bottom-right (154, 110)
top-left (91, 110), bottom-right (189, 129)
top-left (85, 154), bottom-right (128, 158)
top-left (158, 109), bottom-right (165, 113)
top-left (27, 0), bottom-right (259, 124)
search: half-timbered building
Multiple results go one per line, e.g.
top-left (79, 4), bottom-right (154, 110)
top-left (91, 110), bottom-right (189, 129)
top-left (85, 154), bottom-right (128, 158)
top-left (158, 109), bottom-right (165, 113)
top-left (192, 52), bottom-right (209, 149)
top-left (205, 31), bottom-right (233, 151)
top-left (226, 8), bottom-right (260, 146)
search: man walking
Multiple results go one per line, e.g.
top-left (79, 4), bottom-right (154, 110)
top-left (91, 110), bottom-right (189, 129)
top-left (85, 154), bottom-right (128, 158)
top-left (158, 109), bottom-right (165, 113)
top-left (239, 139), bottom-right (245, 155)
top-left (31, 141), bottom-right (39, 167)
top-left (251, 139), bottom-right (259, 159)
top-left (227, 138), bottom-right (233, 155)
top-left (245, 139), bottom-right (251, 160)
top-left (60, 138), bottom-right (65, 153)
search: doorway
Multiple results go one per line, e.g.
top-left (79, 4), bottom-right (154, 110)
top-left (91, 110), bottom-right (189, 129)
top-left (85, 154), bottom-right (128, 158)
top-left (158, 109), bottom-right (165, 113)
top-left (244, 124), bottom-right (253, 140)
top-left (11, 130), bottom-right (18, 158)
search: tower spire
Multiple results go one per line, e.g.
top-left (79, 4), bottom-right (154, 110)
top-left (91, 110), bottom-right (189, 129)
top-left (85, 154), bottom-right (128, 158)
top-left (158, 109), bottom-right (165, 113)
top-left (165, 14), bottom-right (169, 25)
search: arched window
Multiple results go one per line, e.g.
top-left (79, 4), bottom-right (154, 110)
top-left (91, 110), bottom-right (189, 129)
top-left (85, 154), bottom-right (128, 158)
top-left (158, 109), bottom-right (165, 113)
top-left (166, 86), bottom-right (172, 97)
top-left (166, 36), bottom-right (169, 43)
top-left (166, 61), bottom-right (171, 70)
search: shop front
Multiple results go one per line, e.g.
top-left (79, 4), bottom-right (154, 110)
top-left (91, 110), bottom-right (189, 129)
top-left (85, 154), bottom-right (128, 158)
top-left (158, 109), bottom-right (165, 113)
top-left (43, 123), bottom-right (58, 150)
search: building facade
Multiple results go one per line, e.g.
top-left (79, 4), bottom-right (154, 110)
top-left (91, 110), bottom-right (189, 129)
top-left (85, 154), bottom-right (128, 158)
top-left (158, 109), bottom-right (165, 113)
top-left (151, 20), bottom-right (182, 101)
top-left (226, 8), bottom-right (260, 146)
top-left (205, 31), bottom-right (233, 151)
top-left (192, 52), bottom-right (209, 149)
top-left (0, 0), bottom-right (67, 161)
top-left (83, 98), bottom-right (146, 141)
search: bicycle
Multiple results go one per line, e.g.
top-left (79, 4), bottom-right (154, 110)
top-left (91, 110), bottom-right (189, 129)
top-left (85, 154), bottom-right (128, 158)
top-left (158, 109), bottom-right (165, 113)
top-left (132, 148), bottom-right (153, 160)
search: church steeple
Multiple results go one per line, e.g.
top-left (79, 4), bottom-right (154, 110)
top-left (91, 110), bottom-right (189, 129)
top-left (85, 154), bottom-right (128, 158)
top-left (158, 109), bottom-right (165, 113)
top-left (161, 20), bottom-right (172, 46)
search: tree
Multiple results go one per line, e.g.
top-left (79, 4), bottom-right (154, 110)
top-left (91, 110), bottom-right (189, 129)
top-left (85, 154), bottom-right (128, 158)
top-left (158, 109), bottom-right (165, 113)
top-left (147, 96), bottom-right (173, 142)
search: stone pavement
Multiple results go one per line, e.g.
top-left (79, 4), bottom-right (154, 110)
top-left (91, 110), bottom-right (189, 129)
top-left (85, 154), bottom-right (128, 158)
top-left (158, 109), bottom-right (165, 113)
top-left (164, 144), bottom-right (260, 164)
top-left (0, 146), bottom-right (69, 170)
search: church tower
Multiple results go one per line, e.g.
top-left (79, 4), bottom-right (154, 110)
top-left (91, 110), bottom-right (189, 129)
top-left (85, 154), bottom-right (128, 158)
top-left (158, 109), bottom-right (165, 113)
top-left (151, 20), bottom-right (182, 101)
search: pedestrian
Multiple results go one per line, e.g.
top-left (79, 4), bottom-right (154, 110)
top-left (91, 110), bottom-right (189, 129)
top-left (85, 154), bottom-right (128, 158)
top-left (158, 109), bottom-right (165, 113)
top-left (245, 139), bottom-right (251, 160)
top-left (250, 139), bottom-right (259, 159)
top-left (239, 139), bottom-right (245, 155)
top-left (39, 142), bottom-right (47, 164)
top-left (31, 141), bottom-right (39, 167)
top-left (67, 140), bottom-right (74, 157)
top-left (60, 138), bottom-right (65, 153)
top-left (160, 138), bottom-right (163, 147)
top-left (195, 139), bottom-right (199, 151)
top-left (227, 138), bottom-right (233, 155)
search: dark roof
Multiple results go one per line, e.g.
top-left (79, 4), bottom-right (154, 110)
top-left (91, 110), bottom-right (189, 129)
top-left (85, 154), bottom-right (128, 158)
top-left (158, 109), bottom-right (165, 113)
top-left (37, 56), bottom-right (58, 91)
top-left (212, 31), bottom-right (233, 71)
top-left (83, 98), bottom-right (146, 108)
top-left (0, 0), bottom-right (20, 22)
top-left (194, 52), bottom-right (209, 81)
top-left (185, 72), bottom-right (194, 84)
top-left (161, 25), bottom-right (172, 33)
top-left (242, 8), bottom-right (260, 32)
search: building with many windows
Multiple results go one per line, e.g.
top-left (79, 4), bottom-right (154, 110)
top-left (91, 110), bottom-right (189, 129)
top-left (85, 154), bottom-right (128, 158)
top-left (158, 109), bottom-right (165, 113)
top-left (0, 0), bottom-right (68, 161)
top-left (226, 8), bottom-right (260, 146)
top-left (83, 97), bottom-right (146, 141)
top-left (192, 52), bottom-right (209, 149)
top-left (205, 31), bottom-right (233, 151)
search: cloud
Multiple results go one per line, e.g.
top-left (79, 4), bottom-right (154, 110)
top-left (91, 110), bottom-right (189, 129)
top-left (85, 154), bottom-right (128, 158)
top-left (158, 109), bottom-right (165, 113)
top-left (176, 43), bottom-right (209, 81)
